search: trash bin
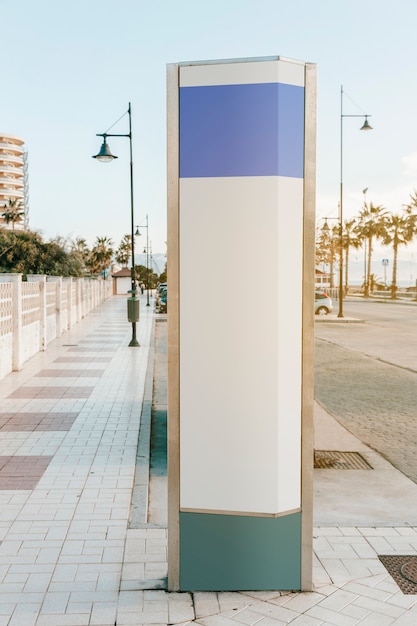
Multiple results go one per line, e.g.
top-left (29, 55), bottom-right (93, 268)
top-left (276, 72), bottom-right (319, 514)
top-left (127, 296), bottom-right (140, 323)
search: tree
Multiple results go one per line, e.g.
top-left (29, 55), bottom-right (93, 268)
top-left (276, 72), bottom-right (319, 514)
top-left (38, 239), bottom-right (71, 275)
top-left (0, 229), bottom-right (86, 276)
top-left (315, 222), bottom-right (339, 288)
top-left (88, 236), bottom-right (114, 278)
top-left (115, 234), bottom-right (131, 267)
top-left (383, 207), bottom-right (417, 298)
top-left (158, 263), bottom-right (167, 284)
top-left (70, 237), bottom-right (91, 276)
top-left (354, 202), bottom-right (388, 296)
top-left (0, 229), bottom-right (41, 273)
top-left (134, 264), bottom-right (149, 285)
top-left (342, 218), bottom-right (360, 293)
top-left (2, 199), bottom-right (24, 230)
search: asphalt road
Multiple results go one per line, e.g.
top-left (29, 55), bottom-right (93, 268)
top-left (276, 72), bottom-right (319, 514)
top-left (315, 297), bottom-right (417, 483)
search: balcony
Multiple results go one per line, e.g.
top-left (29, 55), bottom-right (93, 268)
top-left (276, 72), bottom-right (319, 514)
top-left (0, 178), bottom-right (24, 189)
top-left (0, 142), bottom-right (24, 156)
top-left (0, 155), bottom-right (24, 166)
top-left (0, 166), bottom-right (24, 177)
top-left (0, 189), bottom-right (24, 200)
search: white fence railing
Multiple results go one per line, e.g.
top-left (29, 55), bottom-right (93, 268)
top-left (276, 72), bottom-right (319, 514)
top-left (0, 273), bottom-right (112, 380)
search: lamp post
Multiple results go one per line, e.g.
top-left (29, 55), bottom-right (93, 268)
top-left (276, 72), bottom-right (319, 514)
top-left (362, 187), bottom-right (368, 296)
top-left (339, 85), bottom-right (372, 317)
top-left (144, 241), bottom-right (154, 303)
top-left (146, 241), bottom-right (154, 303)
top-left (92, 102), bottom-right (140, 347)
top-left (321, 217), bottom-right (339, 293)
top-left (135, 214), bottom-right (150, 307)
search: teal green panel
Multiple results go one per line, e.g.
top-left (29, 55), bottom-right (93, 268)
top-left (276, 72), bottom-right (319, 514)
top-left (180, 511), bottom-right (301, 591)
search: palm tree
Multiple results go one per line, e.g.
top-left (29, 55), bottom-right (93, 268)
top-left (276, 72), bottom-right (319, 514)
top-left (2, 199), bottom-right (24, 230)
top-left (407, 190), bottom-right (417, 211)
top-left (383, 208), bottom-right (417, 298)
top-left (115, 234), bottom-right (131, 267)
top-left (89, 236), bottom-right (114, 278)
top-left (405, 191), bottom-right (417, 238)
top-left (342, 218), bottom-right (361, 293)
top-left (315, 222), bottom-right (339, 288)
top-left (354, 202), bottom-right (388, 296)
top-left (70, 237), bottom-right (90, 276)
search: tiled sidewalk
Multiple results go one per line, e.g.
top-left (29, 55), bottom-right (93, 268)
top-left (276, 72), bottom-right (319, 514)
top-left (0, 295), bottom-right (417, 625)
top-left (0, 295), bottom-right (154, 625)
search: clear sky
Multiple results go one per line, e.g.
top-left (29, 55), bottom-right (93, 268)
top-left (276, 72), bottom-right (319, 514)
top-left (2, 0), bottom-right (417, 265)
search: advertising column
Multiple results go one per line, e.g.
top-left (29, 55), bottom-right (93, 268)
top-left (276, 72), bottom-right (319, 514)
top-left (167, 56), bottom-right (316, 591)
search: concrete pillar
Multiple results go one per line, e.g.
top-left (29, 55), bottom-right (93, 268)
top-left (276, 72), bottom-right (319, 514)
top-left (47, 276), bottom-right (63, 337)
top-left (63, 277), bottom-right (73, 330)
top-left (76, 279), bottom-right (83, 322)
top-left (27, 275), bottom-right (47, 350)
top-left (0, 274), bottom-right (23, 370)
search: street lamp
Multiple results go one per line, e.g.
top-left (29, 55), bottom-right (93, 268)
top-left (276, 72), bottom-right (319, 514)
top-left (339, 85), bottom-right (372, 317)
top-left (92, 102), bottom-right (140, 347)
top-left (135, 214), bottom-right (150, 307)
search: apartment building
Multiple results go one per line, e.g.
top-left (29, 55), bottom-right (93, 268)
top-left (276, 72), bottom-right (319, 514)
top-left (0, 133), bottom-right (29, 230)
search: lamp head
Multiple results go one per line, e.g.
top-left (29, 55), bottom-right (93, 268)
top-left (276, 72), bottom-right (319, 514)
top-left (135, 227), bottom-right (141, 236)
top-left (321, 219), bottom-right (330, 232)
top-left (92, 137), bottom-right (118, 162)
top-left (360, 116), bottom-right (372, 131)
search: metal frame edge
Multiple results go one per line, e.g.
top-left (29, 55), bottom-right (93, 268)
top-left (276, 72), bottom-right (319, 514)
top-left (167, 62), bottom-right (180, 591)
top-left (301, 61), bottom-right (317, 591)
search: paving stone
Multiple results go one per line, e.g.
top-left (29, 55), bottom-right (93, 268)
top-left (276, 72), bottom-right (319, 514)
top-left (2, 296), bottom-right (417, 625)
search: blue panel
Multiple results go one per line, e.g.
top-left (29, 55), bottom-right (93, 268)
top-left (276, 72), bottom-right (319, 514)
top-left (180, 511), bottom-right (301, 591)
top-left (179, 83), bottom-right (304, 179)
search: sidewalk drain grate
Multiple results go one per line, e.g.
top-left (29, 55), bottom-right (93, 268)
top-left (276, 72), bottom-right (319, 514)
top-left (314, 450), bottom-right (373, 470)
top-left (379, 555), bottom-right (417, 594)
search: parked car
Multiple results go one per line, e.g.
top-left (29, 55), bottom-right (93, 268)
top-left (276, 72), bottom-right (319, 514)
top-left (315, 291), bottom-right (333, 315)
top-left (155, 286), bottom-right (167, 313)
top-left (154, 282), bottom-right (167, 311)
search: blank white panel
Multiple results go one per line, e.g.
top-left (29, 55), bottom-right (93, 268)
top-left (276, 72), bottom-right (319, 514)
top-left (180, 58), bottom-right (305, 88)
top-left (277, 178), bottom-right (303, 511)
top-left (179, 176), bottom-right (303, 514)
